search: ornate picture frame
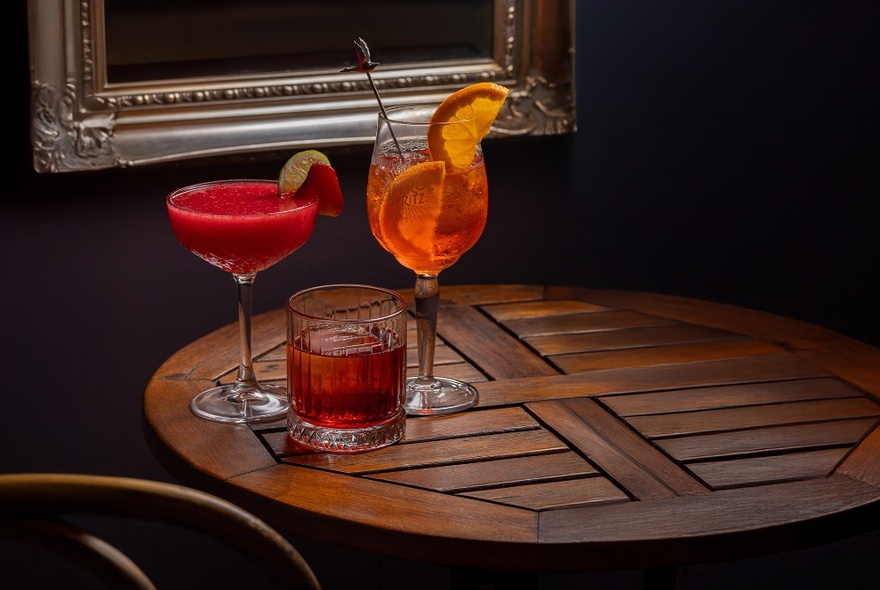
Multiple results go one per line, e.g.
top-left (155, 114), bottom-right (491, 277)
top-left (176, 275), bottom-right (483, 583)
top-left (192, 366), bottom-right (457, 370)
top-left (28, 0), bottom-right (576, 173)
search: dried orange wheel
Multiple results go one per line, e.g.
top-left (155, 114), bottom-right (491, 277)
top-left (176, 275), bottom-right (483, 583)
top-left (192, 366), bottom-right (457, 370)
top-left (427, 82), bottom-right (509, 173)
top-left (378, 161), bottom-right (447, 258)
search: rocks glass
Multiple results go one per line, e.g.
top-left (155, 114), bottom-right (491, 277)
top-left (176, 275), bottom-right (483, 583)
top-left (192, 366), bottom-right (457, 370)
top-left (286, 284), bottom-right (408, 453)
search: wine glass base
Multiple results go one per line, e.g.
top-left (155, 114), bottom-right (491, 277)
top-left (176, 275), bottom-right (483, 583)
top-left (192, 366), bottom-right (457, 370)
top-left (405, 377), bottom-right (478, 416)
top-left (190, 382), bottom-right (288, 424)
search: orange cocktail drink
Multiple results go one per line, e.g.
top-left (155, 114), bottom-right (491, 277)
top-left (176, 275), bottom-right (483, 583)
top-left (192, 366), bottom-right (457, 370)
top-left (366, 112), bottom-right (489, 274)
top-left (363, 82), bottom-right (509, 415)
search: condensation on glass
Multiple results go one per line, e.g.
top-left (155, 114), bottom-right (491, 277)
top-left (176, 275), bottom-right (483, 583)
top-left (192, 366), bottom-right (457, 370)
top-left (27, 0), bottom-right (576, 173)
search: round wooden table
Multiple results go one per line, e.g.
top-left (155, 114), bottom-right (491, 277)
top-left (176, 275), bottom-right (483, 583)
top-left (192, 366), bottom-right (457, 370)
top-left (143, 284), bottom-right (880, 585)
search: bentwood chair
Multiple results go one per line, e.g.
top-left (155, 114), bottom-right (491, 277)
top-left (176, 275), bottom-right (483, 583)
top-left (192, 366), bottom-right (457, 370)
top-left (0, 472), bottom-right (322, 589)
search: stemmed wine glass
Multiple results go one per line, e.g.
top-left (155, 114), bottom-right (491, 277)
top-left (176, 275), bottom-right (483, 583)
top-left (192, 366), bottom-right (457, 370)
top-left (167, 179), bottom-right (318, 423)
top-left (366, 105), bottom-right (489, 415)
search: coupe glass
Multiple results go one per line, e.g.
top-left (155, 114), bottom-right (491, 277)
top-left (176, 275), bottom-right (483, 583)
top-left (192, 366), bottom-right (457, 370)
top-left (367, 105), bottom-right (488, 415)
top-left (167, 179), bottom-right (318, 423)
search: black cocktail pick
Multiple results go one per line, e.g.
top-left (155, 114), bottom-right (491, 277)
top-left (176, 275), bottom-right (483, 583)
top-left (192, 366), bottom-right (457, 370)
top-left (341, 38), bottom-right (401, 154)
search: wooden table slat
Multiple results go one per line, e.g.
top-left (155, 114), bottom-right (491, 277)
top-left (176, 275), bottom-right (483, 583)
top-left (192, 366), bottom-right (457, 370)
top-left (283, 429), bottom-right (569, 474)
top-left (656, 418), bottom-right (878, 461)
top-left (527, 323), bottom-right (744, 356)
top-left (408, 362), bottom-right (487, 383)
top-left (501, 309), bottom-right (675, 338)
top-left (438, 303), bottom-right (557, 379)
top-left (628, 397), bottom-right (880, 438)
top-left (403, 406), bottom-right (540, 441)
top-left (476, 354), bottom-right (829, 408)
top-left (144, 379), bottom-right (279, 481)
top-left (229, 464), bottom-right (540, 550)
top-left (543, 286), bottom-right (846, 347)
top-left (263, 407), bottom-right (541, 458)
top-left (689, 447), bottom-right (849, 489)
top-left (837, 422), bottom-right (880, 487)
top-left (431, 283), bottom-right (546, 306)
top-left (553, 338), bottom-right (786, 373)
top-left (407, 342), bottom-right (466, 367)
top-left (461, 476), bottom-right (629, 510)
top-left (536, 475), bottom-right (880, 546)
top-left (370, 452), bottom-right (600, 493)
top-left (528, 398), bottom-right (709, 500)
top-left (602, 377), bottom-right (864, 416)
top-left (483, 299), bottom-right (608, 321)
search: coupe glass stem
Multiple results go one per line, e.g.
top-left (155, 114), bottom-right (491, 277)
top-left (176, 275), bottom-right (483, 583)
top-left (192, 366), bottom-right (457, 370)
top-left (413, 274), bottom-right (440, 386)
top-left (188, 271), bottom-right (287, 423)
top-left (232, 273), bottom-right (260, 395)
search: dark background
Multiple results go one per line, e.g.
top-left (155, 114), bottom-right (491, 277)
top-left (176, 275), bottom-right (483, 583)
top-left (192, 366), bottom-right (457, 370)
top-left (4, 1), bottom-right (878, 589)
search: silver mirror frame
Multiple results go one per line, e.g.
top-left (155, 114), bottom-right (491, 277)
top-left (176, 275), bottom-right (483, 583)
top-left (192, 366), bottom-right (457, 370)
top-left (28, 0), bottom-right (576, 173)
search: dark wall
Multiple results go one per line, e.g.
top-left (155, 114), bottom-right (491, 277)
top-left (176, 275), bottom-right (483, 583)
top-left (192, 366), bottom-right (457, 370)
top-left (4, 2), bottom-right (877, 589)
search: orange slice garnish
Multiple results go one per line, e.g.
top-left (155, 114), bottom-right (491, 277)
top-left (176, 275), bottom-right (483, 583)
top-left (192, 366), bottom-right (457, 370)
top-left (427, 82), bottom-right (509, 173)
top-left (378, 161), bottom-right (447, 259)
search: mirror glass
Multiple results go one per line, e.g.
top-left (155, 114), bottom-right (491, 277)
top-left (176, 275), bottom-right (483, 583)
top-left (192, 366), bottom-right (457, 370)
top-left (105, 0), bottom-right (494, 82)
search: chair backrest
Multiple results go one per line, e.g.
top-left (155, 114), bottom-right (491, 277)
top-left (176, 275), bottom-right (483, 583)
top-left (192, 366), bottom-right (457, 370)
top-left (0, 472), bottom-right (322, 589)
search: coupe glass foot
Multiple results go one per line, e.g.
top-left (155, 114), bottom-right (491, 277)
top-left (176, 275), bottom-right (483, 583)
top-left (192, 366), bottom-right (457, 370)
top-left (190, 382), bottom-right (288, 424)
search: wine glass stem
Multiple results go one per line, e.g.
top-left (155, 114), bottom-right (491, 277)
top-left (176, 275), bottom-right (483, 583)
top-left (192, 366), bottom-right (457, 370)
top-left (232, 273), bottom-right (259, 394)
top-left (414, 273), bottom-right (440, 385)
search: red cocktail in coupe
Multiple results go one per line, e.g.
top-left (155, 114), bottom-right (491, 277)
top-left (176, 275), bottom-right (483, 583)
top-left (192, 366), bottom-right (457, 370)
top-left (168, 180), bottom-right (318, 274)
top-left (166, 152), bottom-right (344, 424)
